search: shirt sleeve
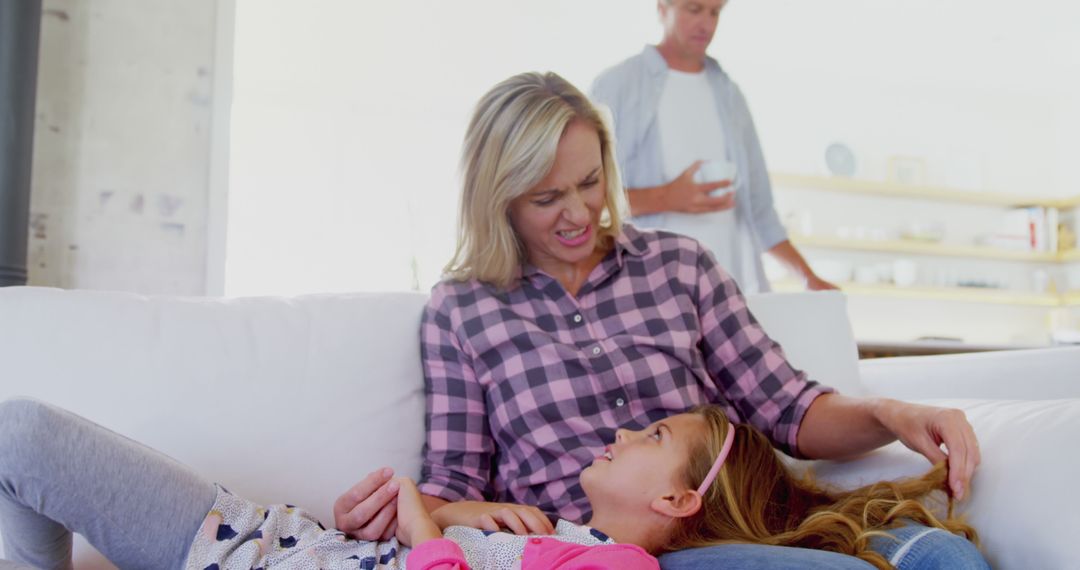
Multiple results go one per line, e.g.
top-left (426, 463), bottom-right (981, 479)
top-left (559, 544), bottom-right (659, 570)
top-left (417, 285), bottom-right (496, 503)
top-left (692, 243), bottom-right (832, 457)
top-left (729, 83), bottom-right (788, 250)
top-left (406, 538), bottom-right (470, 570)
top-left (589, 69), bottom-right (634, 187)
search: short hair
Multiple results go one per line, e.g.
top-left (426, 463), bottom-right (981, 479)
top-left (443, 72), bottom-right (626, 289)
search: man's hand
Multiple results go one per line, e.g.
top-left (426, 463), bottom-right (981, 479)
top-left (430, 501), bottom-right (555, 535)
top-left (805, 273), bottom-right (840, 291)
top-left (664, 161), bottom-right (735, 214)
top-left (333, 467), bottom-right (400, 541)
top-left (875, 401), bottom-right (981, 501)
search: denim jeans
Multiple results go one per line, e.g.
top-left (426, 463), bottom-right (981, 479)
top-left (659, 521), bottom-right (989, 569)
top-left (868, 523), bottom-right (989, 570)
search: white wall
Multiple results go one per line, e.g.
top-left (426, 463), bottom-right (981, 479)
top-left (722, 0), bottom-right (1080, 194)
top-left (224, 0), bottom-right (661, 296)
top-left (28, 0), bottom-right (217, 294)
top-left (224, 0), bottom-right (1080, 303)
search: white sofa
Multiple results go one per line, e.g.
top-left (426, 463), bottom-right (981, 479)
top-left (1, 286), bottom-right (1078, 569)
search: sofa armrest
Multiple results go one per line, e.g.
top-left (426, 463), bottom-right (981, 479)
top-left (789, 398), bottom-right (1080, 570)
top-left (858, 346), bottom-right (1080, 400)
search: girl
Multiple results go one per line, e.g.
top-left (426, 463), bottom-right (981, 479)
top-left (0, 398), bottom-right (984, 569)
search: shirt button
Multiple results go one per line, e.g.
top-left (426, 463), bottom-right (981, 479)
top-left (615, 398), bottom-right (626, 407)
top-left (591, 346), bottom-right (601, 355)
top-left (573, 314), bottom-right (583, 323)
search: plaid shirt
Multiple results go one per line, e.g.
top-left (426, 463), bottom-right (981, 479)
top-left (418, 225), bottom-right (831, 523)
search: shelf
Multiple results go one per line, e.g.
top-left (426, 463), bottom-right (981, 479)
top-left (773, 280), bottom-right (1063, 307)
top-left (771, 172), bottom-right (1080, 209)
top-left (790, 234), bottom-right (1071, 262)
top-left (856, 339), bottom-right (1047, 358)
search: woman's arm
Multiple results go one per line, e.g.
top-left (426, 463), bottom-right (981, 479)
top-left (418, 289), bottom-right (551, 536)
top-left (690, 244), bottom-right (979, 500)
top-left (429, 500), bottom-right (554, 535)
top-left (797, 393), bottom-right (981, 501)
top-left (692, 245), bottom-right (831, 457)
top-left (417, 289), bottom-right (498, 503)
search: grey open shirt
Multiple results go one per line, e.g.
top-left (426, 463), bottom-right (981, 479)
top-left (590, 45), bottom-right (788, 292)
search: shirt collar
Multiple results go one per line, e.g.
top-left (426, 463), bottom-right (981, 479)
top-left (641, 44), bottom-right (722, 77)
top-left (518, 225), bottom-right (648, 282)
top-left (555, 519), bottom-right (615, 545)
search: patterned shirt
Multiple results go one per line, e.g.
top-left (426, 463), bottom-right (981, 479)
top-left (417, 225), bottom-right (831, 523)
top-left (184, 486), bottom-right (646, 569)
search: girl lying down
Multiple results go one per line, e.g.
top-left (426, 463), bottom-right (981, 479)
top-left (0, 399), bottom-right (985, 569)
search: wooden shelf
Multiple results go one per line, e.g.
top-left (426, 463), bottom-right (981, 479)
top-left (773, 280), bottom-right (1064, 307)
top-left (790, 234), bottom-right (1071, 262)
top-left (771, 172), bottom-right (1080, 209)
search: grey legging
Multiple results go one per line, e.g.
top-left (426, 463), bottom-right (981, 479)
top-left (0, 398), bottom-right (216, 570)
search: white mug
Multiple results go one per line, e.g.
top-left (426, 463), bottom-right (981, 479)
top-left (695, 159), bottom-right (737, 196)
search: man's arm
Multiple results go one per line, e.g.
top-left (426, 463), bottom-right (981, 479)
top-left (766, 240), bottom-right (839, 291)
top-left (626, 161), bottom-right (732, 216)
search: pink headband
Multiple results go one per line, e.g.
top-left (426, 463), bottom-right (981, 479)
top-left (696, 425), bottom-right (736, 495)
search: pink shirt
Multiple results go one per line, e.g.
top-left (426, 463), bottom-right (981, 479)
top-left (407, 538), bottom-right (659, 570)
top-left (420, 226), bottom-right (831, 522)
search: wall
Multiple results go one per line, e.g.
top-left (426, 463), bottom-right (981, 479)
top-left (224, 0), bottom-right (1079, 301)
top-left (223, 0), bottom-right (660, 297)
top-left (28, 0), bottom-right (217, 294)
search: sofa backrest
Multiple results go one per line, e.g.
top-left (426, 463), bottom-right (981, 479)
top-left (0, 288), bottom-right (430, 538)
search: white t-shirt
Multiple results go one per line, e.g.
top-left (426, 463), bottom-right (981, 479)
top-left (657, 69), bottom-right (759, 292)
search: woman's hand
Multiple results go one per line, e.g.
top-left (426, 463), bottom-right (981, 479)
top-left (875, 400), bottom-right (981, 501)
top-left (394, 477), bottom-right (443, 547)
top-left (332, 467), bottom-right (400, 541)
top-left (431, 501), bottom-right (555, 535)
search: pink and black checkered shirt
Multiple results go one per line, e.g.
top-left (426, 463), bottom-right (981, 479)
top-left (417, 225), bottom-right (831, 523)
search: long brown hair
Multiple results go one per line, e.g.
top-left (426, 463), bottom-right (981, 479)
top-left (665, 406), bottom-right (978, 569)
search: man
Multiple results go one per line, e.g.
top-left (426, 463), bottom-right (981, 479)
top-left (591, 0), bottom-right (836, 293)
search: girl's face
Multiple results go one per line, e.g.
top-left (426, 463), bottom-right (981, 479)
top-left (581, 413), bottom-right (708, 514)
top-left (507, 119), bottom-right (606, 275)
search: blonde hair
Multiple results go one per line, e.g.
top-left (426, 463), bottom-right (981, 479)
top-left (443, 72), bottom-right (626, 289)
top-left (665, 406), bottom-right (978, 569)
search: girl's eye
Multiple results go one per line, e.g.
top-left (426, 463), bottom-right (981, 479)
top-left (582, 179), bottom-right (599, 188)
top-left (652, 429), bottom-right (662, 441)
top-left (534, 198), bottom-right (556, 206)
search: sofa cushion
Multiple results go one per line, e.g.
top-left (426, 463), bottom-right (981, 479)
top-left (859, 346), bottom-right (1080, 400)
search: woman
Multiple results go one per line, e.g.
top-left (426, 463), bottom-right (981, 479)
top-left (333, 72), bottom-right (981, 568)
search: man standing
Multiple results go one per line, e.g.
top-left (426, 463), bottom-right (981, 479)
top-left (591, 0), bottom-right (836, 293)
